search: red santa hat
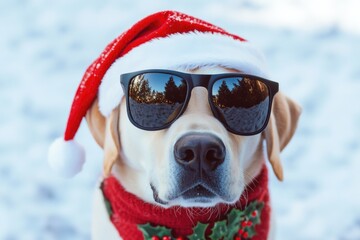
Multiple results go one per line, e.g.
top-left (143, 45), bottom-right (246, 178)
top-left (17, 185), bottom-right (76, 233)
top-left (48, 10), bottom-right (268, 177)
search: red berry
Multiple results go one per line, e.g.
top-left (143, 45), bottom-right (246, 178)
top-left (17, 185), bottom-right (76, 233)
top-left (152, 236), bottom-right (160, 240)
top-left (251, 210), bottom-right (257, 217)
top-left (241, 221), bottom-right (248, 227)
top-left (247, 221), bottom-right (252, 227)
top-left (234, 236), bottom-right (241, 240)
top-left (176, 237), bottom-right (184, 240)
top-left (162, 236), bottom-right (171, 240)
top-left (242, 232), bottom-right (249, 238)
top-left (238, 229), bottom-right (244, 235)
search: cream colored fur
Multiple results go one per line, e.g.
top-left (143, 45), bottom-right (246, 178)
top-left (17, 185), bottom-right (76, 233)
top-left (87, 66), bottom-right (301, 239)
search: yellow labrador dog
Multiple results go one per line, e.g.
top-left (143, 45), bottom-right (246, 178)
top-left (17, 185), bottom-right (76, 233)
top-left (49, 11), bottom-right (301, 240)
top-left (88, 67), bottom-right (300, 240)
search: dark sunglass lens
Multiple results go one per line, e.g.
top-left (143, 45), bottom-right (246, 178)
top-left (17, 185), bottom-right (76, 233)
top-left (128, 73), bottom-right (187, 129)
top-left (212, 77), bottom-right (270, 134)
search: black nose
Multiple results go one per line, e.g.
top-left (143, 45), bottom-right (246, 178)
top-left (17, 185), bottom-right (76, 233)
top-left (174, 133), bottom-right (226, 173)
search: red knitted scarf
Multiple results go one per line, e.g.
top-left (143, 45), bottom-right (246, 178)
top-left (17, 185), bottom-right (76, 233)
top-left (101, 165), bottom-right (270, 240)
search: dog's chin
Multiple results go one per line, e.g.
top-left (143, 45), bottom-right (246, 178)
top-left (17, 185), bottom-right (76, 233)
top-left (151, 184), bottom-right (238, 208)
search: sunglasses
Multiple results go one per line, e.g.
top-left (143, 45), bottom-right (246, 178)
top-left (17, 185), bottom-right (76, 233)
top-left (120, 70), bottom-right (279, 136)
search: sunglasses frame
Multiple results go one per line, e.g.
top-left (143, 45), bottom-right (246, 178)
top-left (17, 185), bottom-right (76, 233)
top-left (120, 69), bottom-right (279, 136)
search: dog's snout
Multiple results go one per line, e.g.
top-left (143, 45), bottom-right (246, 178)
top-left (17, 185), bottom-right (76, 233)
top-left (174, 133), bottom-right (226, 172)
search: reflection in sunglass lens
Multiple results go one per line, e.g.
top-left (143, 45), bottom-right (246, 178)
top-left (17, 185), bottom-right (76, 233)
top-left (212, 77), bottom-right (270, 134)
top-left (128, 73), bottom-right (187, 128)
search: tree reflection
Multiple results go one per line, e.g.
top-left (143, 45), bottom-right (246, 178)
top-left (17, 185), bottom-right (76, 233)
top-left (129, 74), bottom-right (186, 104)
top-left (213, 78), bottom-right (268, 108)
top-left (164, 76), bottom-right (187, 103)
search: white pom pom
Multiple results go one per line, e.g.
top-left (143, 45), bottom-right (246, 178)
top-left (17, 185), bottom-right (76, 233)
top-left (48, 138), bottom-right (86, 178)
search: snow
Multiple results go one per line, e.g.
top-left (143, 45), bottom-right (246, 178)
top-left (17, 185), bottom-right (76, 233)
top-left (0, 0), bottom-right (359, 239)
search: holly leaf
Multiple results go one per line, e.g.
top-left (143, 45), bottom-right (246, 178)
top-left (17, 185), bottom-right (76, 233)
top-left (249, 202), bottom-right (264, 225)
top-left (245, 226), bottom-right (257, 238)
top-left (138, 223), bottom-right (172, 240)
top-left (209, 220), bottom-right (228, 240)
top-left (188, 222), bottom-right (208, 240)
top-left (244, 201), bottom-right (257, 216)
top-left (226, 208), bottom-right (244, 239)
top-left (251, 213), bottom-right (261, 225)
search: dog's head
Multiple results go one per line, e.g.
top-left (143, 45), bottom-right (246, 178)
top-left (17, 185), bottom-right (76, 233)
top-left (86, 64), bottom-right (301, 207)
top-left (49, 11), bottom-right (301, 208)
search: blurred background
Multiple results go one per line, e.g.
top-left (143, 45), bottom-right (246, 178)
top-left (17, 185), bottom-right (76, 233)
top-left (0, 0), bottom-right (359, 239)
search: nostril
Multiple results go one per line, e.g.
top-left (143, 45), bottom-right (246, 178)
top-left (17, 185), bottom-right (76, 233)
top-left (206, 149), bottom-right (216, 162)
top-left (205, 148), bottom-right (225, 170)
top-left (183, 149), bottom-right (195, 162)
top-left (175, 147), bottom-right (195, 163)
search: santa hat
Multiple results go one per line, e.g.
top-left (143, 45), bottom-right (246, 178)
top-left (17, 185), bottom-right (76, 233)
top-left (48, 10), bottom-right (267, 178)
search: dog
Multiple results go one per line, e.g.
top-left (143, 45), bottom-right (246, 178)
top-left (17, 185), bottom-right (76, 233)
top-left (49, 11), bottom-right (301, 240)
top-left (88, 66), bottom-right (301, 240)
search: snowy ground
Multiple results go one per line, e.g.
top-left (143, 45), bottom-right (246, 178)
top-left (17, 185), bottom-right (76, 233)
top-left (1, 0), bottom-right (360, 239)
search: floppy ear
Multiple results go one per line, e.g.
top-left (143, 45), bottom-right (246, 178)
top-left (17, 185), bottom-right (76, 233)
top-left (102, 106), bottom-right (122, 176)
top-left (86, 99), bottom-right (122, 176)
top-left (86, 98), bottom-right (106, 148)
top-left (263, 92), bottom-right (301, 181)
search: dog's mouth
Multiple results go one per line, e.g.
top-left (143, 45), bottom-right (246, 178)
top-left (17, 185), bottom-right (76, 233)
top-left (181, 184), bottom-right (216, 201)
top-left (151, 183), bottom-right (219, 206)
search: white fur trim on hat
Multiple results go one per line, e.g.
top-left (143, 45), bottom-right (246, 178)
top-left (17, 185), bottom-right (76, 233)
top-left (48, 138), bottom-right (86, 178)
top-left (98, 32), bottom-right (268, 116)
